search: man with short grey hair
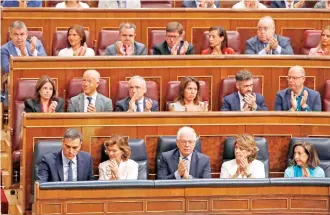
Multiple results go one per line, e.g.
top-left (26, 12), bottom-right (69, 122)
top-left (115, 75), bottom-right (159, 112)
top-left (221, 70), bottom-right (268, 111)
top-left (157, 126), bottom-right (211, 180)
top-left (37, 128), bottom-right (95, 182)
top-left (105, 22), bottom-right (146, 56)
top-left (1, 20), bottom-right (47, 73)
top-left (68, 70), bottom-right (113, 112)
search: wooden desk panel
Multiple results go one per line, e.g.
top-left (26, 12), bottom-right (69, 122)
top-left (2, 9), bottom-right (330, 55)
top-left (21, 112), bottom-right (330, 212)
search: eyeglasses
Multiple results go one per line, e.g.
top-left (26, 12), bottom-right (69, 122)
top-left (165, 34), bottom-right (180, 40)
top-left (178, 140), bottom-right (196, 145)
top-left (286, 76), bottom-right (304, 81)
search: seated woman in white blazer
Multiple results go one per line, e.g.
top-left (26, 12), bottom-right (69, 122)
top-left (98, 136), bottom-right (138, 180)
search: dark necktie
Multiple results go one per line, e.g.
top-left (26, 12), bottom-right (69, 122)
top-left (68, 160), bottom-right (73, 181)
top-left (87, 96), bottom-right (92, 105)
top-left (136, 101), bottom-right (141, 112)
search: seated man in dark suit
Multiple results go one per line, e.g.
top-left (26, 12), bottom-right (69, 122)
top-left (275, 66), bottom-right (321, 111)
top-left (182, 0), bottom-right (220, 8)
top-left (116, 75), bottom-right (159, 112)
top-left (37, 128), bottom-right (95, 182)
top-left (270, 0), bottom-right (305, 8)
top-left (2, 0), bottom-right (42, 7)
top-left (153, 22), bottom-right (194, 55)
top-left (221, 70), bottom-right (268, 111)
top-left (105, 22), bottom-right (146, 56)
top-left (67, 70), bottom-right (113, 112)
top-left (157, 126), bottom-right (211, 179)
top-left (1, 21), bottom-right (46, 73)
top-left (245, 16), bottom-right (294, 55)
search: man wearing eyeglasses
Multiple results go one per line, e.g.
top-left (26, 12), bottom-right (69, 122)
top-left (275, 66), bottom-right (321, 111)
top-left (245, 16), bottom-right (294, 55)
top-left (157, 126), bottom-right (211, 180)
top-left (153, 22), bottom-right (194, 55)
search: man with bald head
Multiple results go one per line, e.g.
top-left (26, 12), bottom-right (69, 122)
top-left (275, 66), bottom-right (321, 111)
top-left (245, 16), bottom-right (294, 55)
top-left (68, 70), bottom-right (113, 112)
top-left (157, 126), bottom-right (211, 180)
top-left (115, 75), bottom-right (159, 112)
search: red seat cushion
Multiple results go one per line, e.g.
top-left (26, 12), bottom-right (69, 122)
top-left (148, 30), bottom-right (166, 55)
top-left (1, 187), bottom-right (8, 214)
top-left (141, 0), bottom-right (172, 7)
top-left (323, 80), bottom-right (330, 112)
top-left (96, 30), bottom-right (119, 56)
top-left (301, 30), bottom-right (321, 55)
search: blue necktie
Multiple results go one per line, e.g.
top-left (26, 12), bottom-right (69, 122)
top-left (136, 101), bottom-right (141, 112)
top-left (68, 160), bottom-right (73, 181)
top-left (87, 96), bottom-right (92, 105)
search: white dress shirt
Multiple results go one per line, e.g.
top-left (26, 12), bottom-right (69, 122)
top-left (62, 150), bottom-right (78, 181)
top-left (84, 92), bottom-right (97, 112)
top-left (55, 1), bottom-right (90, 8)
top-left (232, 1), bottom-right (267, 9)
top-left (15, 46), bottom-right (38, 56)
top-left (285, 0), bottom-right (294, 8)
top-left (134, 97), bottom-right (144, 112)
top-left (237, 91), bottom-right (246, 111)
top-left (220, 159), bottom-right (265, 178)
top-left (174, 152), bottom-right (193, 179)
top-left (98, 159), bottom-right (139, 180)
top-left (58, 47), bottom-right (95, 57)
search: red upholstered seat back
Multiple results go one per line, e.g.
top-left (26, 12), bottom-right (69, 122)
top-left (165, 81), bottom-right (209, 111)
top-left (141, 0), bottom-right (172, 7)
top-left (148, 30), bottom-right (166, 54)
top-left (96, 30), bottom-right (120, 56)
top-left (301, 30), bottom-right (321, 55)
top-left (323, 80), bottom-right (330, 112)
top-left (201, 31), bottom-right (241, 54)
top-left (219, 77), bottom-right (262, 109)
top-left (66, 78), bottom-right (109, 104)
top-left (115, 81), bottom-right (158, 104)
top-left (52, 30), bottom-right (92, 56)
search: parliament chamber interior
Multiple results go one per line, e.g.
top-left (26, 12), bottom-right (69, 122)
top-left (0, 0), bottom-right (330, 214)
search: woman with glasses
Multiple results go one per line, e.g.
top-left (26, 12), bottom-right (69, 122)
top-left (220, 134), bottom-right (265, 178)
top-left (169, 76), bottom-right (208, 112)
top-left (309, 26), bottom-right (330, 56)
top-left (98, 136), bottom-right (138, 180)
top-left (285, 141), bottom-right (325, 177)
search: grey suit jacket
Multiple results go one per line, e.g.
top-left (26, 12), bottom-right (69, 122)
top-left (105, 41), bottom-right (147, 56)
top-left (115, 96), bottom-right (159, 112)
top-left (274, 87), bottom-right (322, 111)
top-left (98, 0), bottom-right (141, 8)
top-left (314, 1), bottom-right (326, 8)
top-left (221, 92), bottom-right (268, 111)
top-left (157, 148), bottom-right (211, 180)
top-left (67, 93), bottom-right (113, 112)
top-left (37, 150), bottom-right (94, 183)
top-left (245, 35), bottom-right (294, 55)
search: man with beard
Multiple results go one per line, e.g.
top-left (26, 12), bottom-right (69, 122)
top-left (105, 22), bottom-right (146, 56)
top-left (275, 66), bottom-right (321, 111)
top-left (221, 70), bottom-right (268, 111)
top-left (245, 16), bottom-right (294, 55)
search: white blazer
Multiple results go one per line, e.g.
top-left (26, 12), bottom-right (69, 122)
top-left (98, 0), bottom-right (141, 8)
top-left (98, 159), bottom-right (139, 180)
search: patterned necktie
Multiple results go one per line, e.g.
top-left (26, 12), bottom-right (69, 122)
top-left (136, 101), bottom-right (141, 112)
top-left (68, 160), bottom-right (73, 181)
top-left (182, 157), bottom-right (189, 173)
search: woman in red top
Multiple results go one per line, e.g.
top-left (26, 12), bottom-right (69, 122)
top-left (201, 26), bottom-right (235, 55)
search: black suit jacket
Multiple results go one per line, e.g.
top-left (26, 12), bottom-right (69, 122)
top-left (153, 41), bottom-right (194, 55)
top-left (157, 148), bottom-right (211, 179)
top-left (37, 150), bottom-right (94, 183)
top-left (115, 96), bottom-right (159, 112)
top-left (24, 97), bottom-right (64, 113)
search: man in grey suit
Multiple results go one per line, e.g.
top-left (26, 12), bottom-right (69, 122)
top-left (37, 128), bottom-right (94, 182)
top-left (245, 16), bottom-right (294, 55)
top-left (221, 70), bottom-right (268, 111)
top-left (275, 66), bottom-right (321, 111)
top-left (67, 70), bottom-right (113, 112)
top-left (116, 75), bottom-right (159, 112)
top-left (157, 127), bottom-right (211, 180)
top-left (98, 0), bottom-right (141, 8)
top-left (105, 22), bottom-right (146, 56)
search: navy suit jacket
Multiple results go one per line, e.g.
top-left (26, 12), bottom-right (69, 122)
top-left (105, 41), bottom-right (147, 56)
top-left (153, 41), bottom-right (194, 55)
top-left (37, 151), bottom-right (95, 183)
top-left (1, 40), bottom-right (47, 73)
top-left (274, 87), bottom-right (322, 111)
top-left (115, 96), bottom-right (159, 112)
top-left (270, 0), bottom-right (300, 8)
top-left (221, 92), bottom-right (268, 111)
top-left (1, 0), bottom-right (42, 7)
top-left (24, 98), bottom-right (65, 113)
top-left (157, 148), bottom-right (211, 180)
top-left (245, 35), bottom-right (294, 55)
top-left (182, 0), bottom-right (220, 7)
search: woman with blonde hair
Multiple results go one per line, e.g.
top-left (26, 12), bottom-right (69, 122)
top-left (309, 26), bottom-right (330, 56)
top-left (285, 141), bottom-right (325, 177)
top-left (98, 136), bottom-right (138, 180)
top-left (220, 134), bottom-right (265, 178)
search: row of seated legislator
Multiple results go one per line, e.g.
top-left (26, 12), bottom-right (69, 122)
top-left (2, 0), bottom-right (328, 9)
top-left (34, 127), bottom-right (330, 185)
top-left (21, 68), bottom-right (329, 114)
top-left (2, 19), bottom-right (330, 73)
